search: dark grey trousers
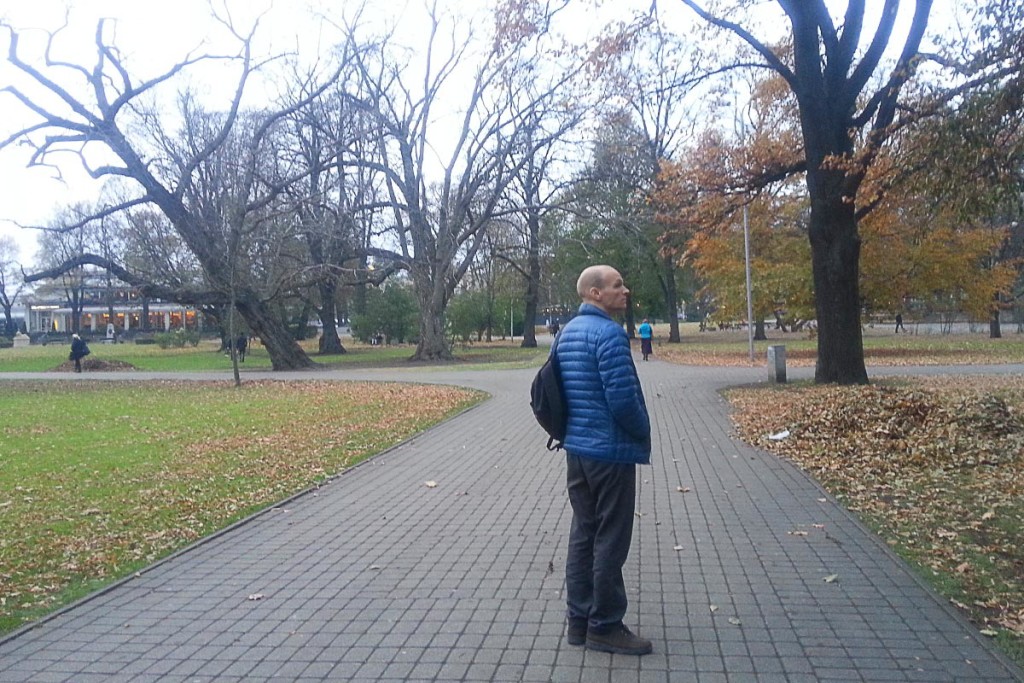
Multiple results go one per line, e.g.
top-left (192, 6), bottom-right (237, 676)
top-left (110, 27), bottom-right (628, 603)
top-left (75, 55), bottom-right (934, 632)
top-left (565, 452), bottom-right (636, 634)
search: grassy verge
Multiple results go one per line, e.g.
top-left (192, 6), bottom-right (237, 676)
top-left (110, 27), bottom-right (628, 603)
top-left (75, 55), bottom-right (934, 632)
top-left (0, 380), bottom-right (483, 635)
top-left (725, 376), bottom-right (1024, 667)
top-left (654, 328), bottom-right (1024, 367)
top-left (0, 338), bottom-right (547, 373)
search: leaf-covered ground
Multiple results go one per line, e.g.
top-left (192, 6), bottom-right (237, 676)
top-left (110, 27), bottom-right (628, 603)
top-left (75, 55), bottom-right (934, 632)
top-left (0, 380), bottom-right (482, 633)
top-left (726, 376), bottom-right (1024, 660)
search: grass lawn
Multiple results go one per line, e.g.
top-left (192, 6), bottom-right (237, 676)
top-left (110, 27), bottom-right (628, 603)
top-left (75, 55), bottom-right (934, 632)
top-left (652, 323), bottom-right (1024, 367)
top-left (0, 380), bottom-right (482, 635)
top-left (0, 337), bottom-right (547, 373)
top-left (726, 376), bottom-right (1024, 666)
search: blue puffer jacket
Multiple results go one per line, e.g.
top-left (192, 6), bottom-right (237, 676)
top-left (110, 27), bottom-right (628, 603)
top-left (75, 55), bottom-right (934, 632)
top-left (555, 303), bottom-right (651, 464)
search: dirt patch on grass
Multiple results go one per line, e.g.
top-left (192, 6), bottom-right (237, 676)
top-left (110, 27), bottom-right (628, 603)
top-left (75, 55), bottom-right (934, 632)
top-left (52, 358), bottom-right (139, 372)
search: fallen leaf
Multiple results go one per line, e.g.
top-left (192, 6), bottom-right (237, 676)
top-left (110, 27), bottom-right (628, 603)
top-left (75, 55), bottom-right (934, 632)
top-left (823, 574), bottom-right (839, 583)
top-left (980, 629), bottom-right (998, 637)
top-left (425, 481), bottom-right (437, 488)
top-left (673, 545), bottom-right (683, 551)
top-left (788, 530), bottom-right (809, 536)
top-left (247, 593), bottom-right (264, 601)
top-left (676, 486), bottom-right (691, 493)
top-left (728, 617), bottom-right (741, 626)
top-left (709, 604), bottom-right (719, 612)
top-left (981, 510), bottom-right (995, 521)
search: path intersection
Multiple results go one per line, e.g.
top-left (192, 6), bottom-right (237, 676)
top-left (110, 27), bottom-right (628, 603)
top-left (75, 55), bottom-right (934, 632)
top-left (1, 360), bottom-right (1022, 682)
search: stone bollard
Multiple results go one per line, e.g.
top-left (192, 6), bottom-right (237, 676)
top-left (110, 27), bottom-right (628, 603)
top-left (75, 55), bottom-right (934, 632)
top-left (12, 332), bottom-right (30, 348)
top-left (767, 345), bottom-right (787, 383)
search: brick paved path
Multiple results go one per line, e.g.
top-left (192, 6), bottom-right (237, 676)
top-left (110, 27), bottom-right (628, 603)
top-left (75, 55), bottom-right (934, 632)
top-left (1, 361), bottom-right (1022, 682)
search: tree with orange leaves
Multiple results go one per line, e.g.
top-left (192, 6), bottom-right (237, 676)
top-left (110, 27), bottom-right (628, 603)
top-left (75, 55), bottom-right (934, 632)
top-left (669, 0), bottom-right (937, 383)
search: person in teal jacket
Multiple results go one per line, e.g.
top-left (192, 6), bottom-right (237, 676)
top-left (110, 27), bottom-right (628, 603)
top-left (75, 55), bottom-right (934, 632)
top-left (638, 317), bottom-right (653, 361)
top-left (554, 264), bottom-right (652, 655)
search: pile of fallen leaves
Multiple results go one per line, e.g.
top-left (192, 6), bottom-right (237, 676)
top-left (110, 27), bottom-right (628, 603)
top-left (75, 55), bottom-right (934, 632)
top-left (53, 358), bottom-right (138, 372)
top-left (727, 375), bottom-right (1024, 644)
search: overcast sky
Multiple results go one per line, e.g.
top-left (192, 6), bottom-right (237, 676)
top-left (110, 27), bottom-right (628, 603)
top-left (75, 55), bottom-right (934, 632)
top-left (0, 0), bottom-right (954, 267)
top-left (0, 0), bottom-right (636, 264)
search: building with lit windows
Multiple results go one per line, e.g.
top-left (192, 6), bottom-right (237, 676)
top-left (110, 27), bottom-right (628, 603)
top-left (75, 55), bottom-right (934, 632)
top-left (23, 270), bottom-right (202, 335)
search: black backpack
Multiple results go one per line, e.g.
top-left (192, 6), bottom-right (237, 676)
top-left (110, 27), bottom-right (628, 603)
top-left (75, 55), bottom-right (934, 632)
top-left (530, 335), bottom-right (567, 451)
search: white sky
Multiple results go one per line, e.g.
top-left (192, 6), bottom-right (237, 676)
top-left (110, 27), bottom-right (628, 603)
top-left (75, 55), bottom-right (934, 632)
top-left (0, 0), bottom-right (957, 267)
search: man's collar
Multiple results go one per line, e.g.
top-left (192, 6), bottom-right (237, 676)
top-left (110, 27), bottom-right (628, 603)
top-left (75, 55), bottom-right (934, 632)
top-left (579, 302), bottom-right (613, 319)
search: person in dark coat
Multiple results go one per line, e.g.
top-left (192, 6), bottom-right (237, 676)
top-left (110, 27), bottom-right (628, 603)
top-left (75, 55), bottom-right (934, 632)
top-left (69, 333), bottom-right (90, 373)
top-left (235, 334), bottom-right (248, 362)
top-left (554, 265), bottom-right (652, 655)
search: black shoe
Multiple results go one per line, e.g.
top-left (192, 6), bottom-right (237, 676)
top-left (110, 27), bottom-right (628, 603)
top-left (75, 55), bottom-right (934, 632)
top-left (585, 624), bottom-right (652, 655)
top-left (566, 620), bottom-right (587, 646)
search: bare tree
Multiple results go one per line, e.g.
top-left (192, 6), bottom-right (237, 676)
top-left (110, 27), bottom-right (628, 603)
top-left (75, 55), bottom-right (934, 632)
top-left (498, 105), bottom-right (582, 348)
top-left (2, 15), bottom-right (348, 369)
top-left (282, 56), bottom-right (395, 355)
top-left (342, 2), bottom-right (575, 360)
top-left (594, 23), bottom-right (698, 343)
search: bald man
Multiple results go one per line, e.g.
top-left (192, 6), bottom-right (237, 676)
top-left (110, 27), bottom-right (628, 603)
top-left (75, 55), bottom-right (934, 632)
top-left (553, 265), bottom-right (652, 655)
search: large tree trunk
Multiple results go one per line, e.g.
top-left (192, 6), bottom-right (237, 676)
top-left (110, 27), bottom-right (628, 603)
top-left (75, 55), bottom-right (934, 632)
top-left (810, 189), bottom-right (868, 385)
top-left (412, 277), bottom-right (453, 361)
top-left (754, 319), bottom-right (767, 341)
top-left (235, 292), bottom-right (316, 370)
top-left (317, 280), bottom-right (346, 355)
top-left (990, 305), bottom-right (1002, 339)
top-left (521, 209), bottom-right (542, 348)
top-left (69, 290), bottom-right (83, 334)
top-left (414, 308), bottom-right (451, 360)
top-left (2, 308), bottom-right (15, 337)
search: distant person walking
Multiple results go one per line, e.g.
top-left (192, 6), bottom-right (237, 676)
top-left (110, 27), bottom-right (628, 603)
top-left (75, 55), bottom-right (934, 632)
top-left (638, 318), bottom-right (653, 361)
top-left (554, 264), bottom-right (653, 655)
top-left (895, 313), bottom-right (906, 334)
top-left (69, 334), bottom-right (90, 373)
top-left (235, 334), bottom-right (248, 362)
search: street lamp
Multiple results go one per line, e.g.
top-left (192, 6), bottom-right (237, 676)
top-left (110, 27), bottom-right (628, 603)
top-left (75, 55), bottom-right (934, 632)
top-left (734, 99), bottom-right (756, 363)
top-left (743, 202), bottom-right (754, 362)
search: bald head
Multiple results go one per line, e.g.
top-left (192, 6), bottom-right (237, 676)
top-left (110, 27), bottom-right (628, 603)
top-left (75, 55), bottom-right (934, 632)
top-left (577, 265), bottom-right (629, 314)
top-left (577, 265), bottom-right (613, 300)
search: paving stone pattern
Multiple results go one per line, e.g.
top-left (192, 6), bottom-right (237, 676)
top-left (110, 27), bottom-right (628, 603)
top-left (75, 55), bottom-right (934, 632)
top-left (1, 362), bottom-right (1022, 682)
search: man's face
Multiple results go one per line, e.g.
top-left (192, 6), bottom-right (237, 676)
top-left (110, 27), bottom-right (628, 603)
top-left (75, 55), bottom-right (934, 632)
top-left (592, 269), bottom-right (630, 314)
